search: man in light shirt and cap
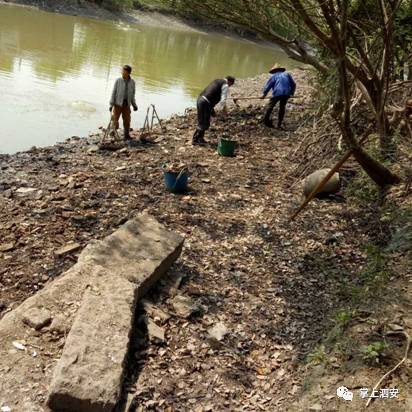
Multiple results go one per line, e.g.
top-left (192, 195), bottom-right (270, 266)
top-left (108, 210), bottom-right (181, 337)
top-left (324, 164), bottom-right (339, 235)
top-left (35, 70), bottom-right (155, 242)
top-left (192, 76), bottom-right (236, 145)
top-left (109, 64), bottom-right (138, 140)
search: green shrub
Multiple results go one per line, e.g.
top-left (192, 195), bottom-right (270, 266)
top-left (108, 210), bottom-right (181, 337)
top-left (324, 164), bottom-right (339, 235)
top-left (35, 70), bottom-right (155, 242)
top-left (307, 345), bottom-right (327, 365)
top-left (360, 341), bottom-right (388, 364)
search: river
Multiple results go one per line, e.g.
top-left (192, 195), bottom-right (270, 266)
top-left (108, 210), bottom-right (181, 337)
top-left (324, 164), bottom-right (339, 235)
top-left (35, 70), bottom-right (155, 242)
top-left (0, 3), bottom-right (294, 154)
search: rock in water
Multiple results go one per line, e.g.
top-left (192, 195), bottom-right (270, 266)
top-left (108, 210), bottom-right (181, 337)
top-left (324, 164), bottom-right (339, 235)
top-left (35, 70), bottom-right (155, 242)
top-left (303, 168), bottom-right (340, 197)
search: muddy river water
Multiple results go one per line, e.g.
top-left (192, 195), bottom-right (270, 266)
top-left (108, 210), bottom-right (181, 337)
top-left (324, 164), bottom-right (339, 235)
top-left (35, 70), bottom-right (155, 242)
top-left (0, 3), bottom-right (294, 153)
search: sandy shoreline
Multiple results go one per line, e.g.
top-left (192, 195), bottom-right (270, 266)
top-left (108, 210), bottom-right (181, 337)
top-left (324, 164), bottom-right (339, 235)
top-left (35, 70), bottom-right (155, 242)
top-left (0, 0), bottom-right (268, 40)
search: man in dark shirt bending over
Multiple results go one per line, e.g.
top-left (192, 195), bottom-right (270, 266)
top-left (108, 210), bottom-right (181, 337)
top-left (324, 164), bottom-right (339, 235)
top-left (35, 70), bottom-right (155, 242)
top-left (192, 76), bottom-right (236, 145)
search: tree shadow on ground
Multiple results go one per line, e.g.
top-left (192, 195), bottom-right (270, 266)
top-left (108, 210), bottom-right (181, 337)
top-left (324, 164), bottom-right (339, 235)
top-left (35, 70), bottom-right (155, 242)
top-left (258, 204), bottom-right (412, 363)
top-left (116, 261), bottom-right (202, 412)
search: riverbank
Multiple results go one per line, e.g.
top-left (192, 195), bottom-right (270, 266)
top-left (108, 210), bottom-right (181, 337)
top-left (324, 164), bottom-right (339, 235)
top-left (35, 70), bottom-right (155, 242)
top-left (0, 0), bottom-right (292, 154)
top-left (1, 70), bottom-right (411, 411)
top-left (0, 0), bottom-right (203, 31)
top-left (0, 0), bottom-right (263, 38)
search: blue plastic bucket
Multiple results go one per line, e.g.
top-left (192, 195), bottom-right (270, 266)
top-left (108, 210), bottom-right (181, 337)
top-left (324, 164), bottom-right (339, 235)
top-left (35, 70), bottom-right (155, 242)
top-left (163, 167), bottom-right (188, 193)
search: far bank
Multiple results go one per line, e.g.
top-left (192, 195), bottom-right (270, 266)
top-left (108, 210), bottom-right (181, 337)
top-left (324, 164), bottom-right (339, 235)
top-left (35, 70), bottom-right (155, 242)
top-left (0, 0), bottom-right (267, 39)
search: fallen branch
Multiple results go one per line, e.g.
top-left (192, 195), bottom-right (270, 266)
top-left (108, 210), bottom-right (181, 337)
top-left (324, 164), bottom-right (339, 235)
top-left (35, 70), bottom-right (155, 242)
top-left (231, 96), bottom-right (269, 100)
top-left (231, 96), bottom-right (300, 101)
top-left (366, 330), bottom-right (411, 407)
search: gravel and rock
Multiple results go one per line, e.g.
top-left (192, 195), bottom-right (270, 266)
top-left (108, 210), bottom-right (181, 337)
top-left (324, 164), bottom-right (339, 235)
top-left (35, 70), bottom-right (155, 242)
top-left (0, 214), bottom-right (183, 411)
top-left (0, 69), bottom-right (410, 411)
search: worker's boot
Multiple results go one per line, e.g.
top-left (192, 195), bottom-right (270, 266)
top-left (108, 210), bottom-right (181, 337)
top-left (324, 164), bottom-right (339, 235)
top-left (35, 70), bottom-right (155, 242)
top-left (124, 129), bottom-right (131, 140)
top-left (192, 130), bottom-right (206, 145)
top-left (263, 114), bottom-right (274, 128)
top-left (192, 130), bottom-right (199, 145)
top-left (263, 107), bottom-right (275, 128)
top-left (197, 130), bottom-right (206, 145)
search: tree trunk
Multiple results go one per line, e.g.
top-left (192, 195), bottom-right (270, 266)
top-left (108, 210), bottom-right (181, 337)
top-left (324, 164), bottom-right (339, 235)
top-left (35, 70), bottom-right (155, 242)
top-left (334, 13), bottom-right (400, 188)
top-left (360, 78), bottom-right (393, 156)
top-left (376, 109), bottom-right (393, 155)
top-left (352, 148), bottom-right (400, 186)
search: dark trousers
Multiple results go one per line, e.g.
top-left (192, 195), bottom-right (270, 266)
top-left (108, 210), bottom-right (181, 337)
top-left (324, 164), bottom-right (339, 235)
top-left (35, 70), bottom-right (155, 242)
top-left (196, 97), bottom-right (212, 131)
top-left (193, 97), bottom-right (213, 141)
top-left (264, 95), bottom-right (289, 127)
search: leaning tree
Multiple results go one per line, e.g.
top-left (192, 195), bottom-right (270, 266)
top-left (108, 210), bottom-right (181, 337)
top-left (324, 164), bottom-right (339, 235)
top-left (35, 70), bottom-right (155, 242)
top-left (165, 0), bottom-right (404, 186)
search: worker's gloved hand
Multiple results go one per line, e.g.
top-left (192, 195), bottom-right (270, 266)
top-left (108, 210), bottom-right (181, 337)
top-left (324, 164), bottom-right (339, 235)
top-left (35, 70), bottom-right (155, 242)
top-left (133, 105), bottom-right (138, 112)
top-left (109, 106), bottom-right (113, 112)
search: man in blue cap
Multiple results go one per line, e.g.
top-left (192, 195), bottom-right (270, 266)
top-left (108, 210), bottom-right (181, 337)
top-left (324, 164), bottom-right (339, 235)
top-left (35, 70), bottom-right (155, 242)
top-left (261, 65), bottom-right (296, 130)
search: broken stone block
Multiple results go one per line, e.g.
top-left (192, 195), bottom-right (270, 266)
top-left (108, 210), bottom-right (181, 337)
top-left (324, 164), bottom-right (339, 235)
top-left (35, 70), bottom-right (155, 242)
top-left (47, 214), bottom-right (184, 412)
top-left (142, 300), bottom-right (171, 324)
top-left (47, 275), bottom-right (136, 412)
top-left (22, 307), bottom-right (52, 330)
top-left (147, 318), bottom-right (166, 343)
top-left (171, 295), bottom-right (200, 318)
top-left (0, 243), bottom-right (107, 410)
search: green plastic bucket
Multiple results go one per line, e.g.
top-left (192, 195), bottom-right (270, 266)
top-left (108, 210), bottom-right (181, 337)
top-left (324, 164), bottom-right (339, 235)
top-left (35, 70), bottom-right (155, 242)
top-left (218, 138), bottom-right (236, 157)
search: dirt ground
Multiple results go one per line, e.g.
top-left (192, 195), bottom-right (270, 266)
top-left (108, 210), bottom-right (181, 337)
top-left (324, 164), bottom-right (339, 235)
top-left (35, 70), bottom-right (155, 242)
top-left (0, 70), bottom-right (411, 411)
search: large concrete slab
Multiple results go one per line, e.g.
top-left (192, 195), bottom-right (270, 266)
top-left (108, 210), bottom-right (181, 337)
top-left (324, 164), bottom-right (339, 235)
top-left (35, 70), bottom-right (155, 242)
top-left (47, 214), bottom-right (184, 412)
top-left (0, 213), bottom-right (183, 412)
top-left (47, 275), bottom-right (136, 412)
top-left (0, 258), bottom-right (97, 412)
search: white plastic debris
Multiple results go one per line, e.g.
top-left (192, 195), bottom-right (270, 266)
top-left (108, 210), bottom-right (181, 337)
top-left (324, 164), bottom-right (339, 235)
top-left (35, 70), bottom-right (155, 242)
top-left (12, 341), bottom-right (27, 351)
top-left (208, 322), bottom-right (228, 341)
top-left (1, 406), bottom-right (12, 412)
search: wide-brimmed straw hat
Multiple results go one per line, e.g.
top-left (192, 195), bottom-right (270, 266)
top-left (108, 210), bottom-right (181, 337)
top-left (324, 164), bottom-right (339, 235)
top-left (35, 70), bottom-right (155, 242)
top-left (269, 64), bottom-right (286, 74)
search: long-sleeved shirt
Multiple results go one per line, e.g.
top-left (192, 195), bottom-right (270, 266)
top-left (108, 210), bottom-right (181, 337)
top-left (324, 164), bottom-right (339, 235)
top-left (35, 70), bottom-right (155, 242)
top-left (200, 79), bottom-right (229, 109)
top-left (218, 82), bottom-right (229, 110)
top-left (110, 77), bottom-right (137, 107)
top-left (263, 72), bottom-right (296, 98)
